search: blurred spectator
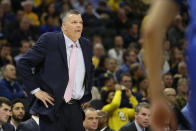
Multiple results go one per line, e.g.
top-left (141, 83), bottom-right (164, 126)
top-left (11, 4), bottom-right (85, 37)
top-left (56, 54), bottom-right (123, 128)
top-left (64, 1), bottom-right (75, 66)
top-left (72, 0), bottom-right (88, 14)
top-left (100, 73), bottom-right (115, 96)
top-left (10, 99), bottom-right (25, 130)
top-left (16, 114), bottom-right (39, 131)
top-left (97, 110), bottom-right (114, 131)
top-left (163, 40), bottom-right (171, 61)
top-left (123, 23), bottom-right (139, 48)
top-left (83, 107), bottom-right (99, 131)
top-left (0, 97), bottom-right (14, 131)
top-left (92, 43), bottom-right (105, 69)
top-left (22, 0), bottom-right (40, 26)
top-left (0, 64), bottom-right (26, 100)
top-left (40, 2), bottom-right (59, 27)
top-left (116, 49), bottom-right (138, 82)
top-left (163, 88), bottom-right (191, 130)
top-left (179, 39), bottom-right (187, 54)
top-left (14, 40), bottom-right (31, 63)
top-left (132, 76), bottom-right (149, 102)
top-left (105, 58), bottom-right (118, 81)
top-left (167, 14), bottom-right (185, 47)
top-left (119, 102), bottom-right (151, 131)
top-left (12, 10), bottom-right (25, 29)
top-left (130, 63), bottom-right (144, 87)
top-left (169, 47), bottom-right (184, 75)
top-left (176, 78), bottom-right (189, 110)
top-left (114, 8), bottom-right (131, 34)
top-left (96, 1), bottom-right (111, 20)
top-left (1, 0), bottom-right (16, 23)
top-left (92, 35), bottom-right (102, 46)
top-left (162, 72), bottom-right (174, 89)
top-left (0, 44), bottom-right (13, 68)
top-left (9, 17), bottom-right (37, 48)
top-left (40, 14), bottom-right (60, 34)
top-left (102, 84), bottom-right (137, 131)
top-left (108, 35), bottom-right (125, 66)
top-left (82, 4), bottom-right (101, 29)
top-left (176, 61), bottom-right (187, 78)
top-left (94, 56), bottom-right (109, 86)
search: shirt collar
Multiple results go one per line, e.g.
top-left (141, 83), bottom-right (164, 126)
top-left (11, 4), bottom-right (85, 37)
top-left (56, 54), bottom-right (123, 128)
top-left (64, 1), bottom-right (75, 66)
top-left (135, 120), bottom-right (145, 131)
top-left (32, 115), bottom-right (39, 125)
top-left (63, 33), bottom-right (79, 48)
top-left (100, 126), bottom-right (107, 131)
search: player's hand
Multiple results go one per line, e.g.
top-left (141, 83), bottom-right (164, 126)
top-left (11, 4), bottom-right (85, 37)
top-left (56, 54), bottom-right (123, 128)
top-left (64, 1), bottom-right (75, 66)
top-left (151, 99), bottom-right (177, 131)
top-left (34, 90), bottom-right (54, 108)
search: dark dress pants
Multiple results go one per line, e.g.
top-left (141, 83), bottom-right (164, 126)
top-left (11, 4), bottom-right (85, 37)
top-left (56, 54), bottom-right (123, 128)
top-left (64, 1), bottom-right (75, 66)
top-left (39, 102), bottom-right (85, 131)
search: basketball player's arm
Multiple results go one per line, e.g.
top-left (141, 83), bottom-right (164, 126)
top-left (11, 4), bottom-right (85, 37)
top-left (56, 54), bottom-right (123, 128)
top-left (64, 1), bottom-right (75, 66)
top-left (143, 0), bottom-right (179, 130)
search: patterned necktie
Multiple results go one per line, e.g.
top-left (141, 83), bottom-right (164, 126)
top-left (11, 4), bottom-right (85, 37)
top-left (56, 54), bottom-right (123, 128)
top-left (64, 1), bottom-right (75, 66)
top-left (64, 43), bottom-right (77, 102)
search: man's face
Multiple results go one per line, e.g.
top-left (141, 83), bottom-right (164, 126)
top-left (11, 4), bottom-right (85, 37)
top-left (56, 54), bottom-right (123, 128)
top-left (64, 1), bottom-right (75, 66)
top-left (62, 14), bottom-right (83, 42)
top-left (11, 102), bottom-right (25, 122)
top-left (4, 65), bottom-right (16, 81)
top-left (135, 107), bottom-right (151, 129)
top-left (121, 76), bottom-right (132, 89)
top-left (0, 103), bottom-right (11, 124)
top-left (114, 36), bottom-right (123, 48)
top-left (1, 46), bottom-right (11, 58)
top-left (83, 110), bottom-right (99, 131)
top-left (163, 75), bottom-right (173, 88)
top-left (128, 51), bottom-right (137, 63)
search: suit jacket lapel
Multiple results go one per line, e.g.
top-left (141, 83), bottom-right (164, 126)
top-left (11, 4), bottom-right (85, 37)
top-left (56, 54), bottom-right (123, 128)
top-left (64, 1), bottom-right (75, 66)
top-left (57, 32), bottom-right (68, 71)
top-left (30, 118), bottom-right (39, 130)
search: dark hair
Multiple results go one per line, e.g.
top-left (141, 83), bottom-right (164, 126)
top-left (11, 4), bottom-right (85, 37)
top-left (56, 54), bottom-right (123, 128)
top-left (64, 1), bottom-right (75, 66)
top-left (11, 98), bottom-right (25, 110)
top-left (0, 97), bottom-right (11, 107)
top-left (0, 43), bottom-right (11, 51)
top-left (119, 73), bottom-right (131, 82)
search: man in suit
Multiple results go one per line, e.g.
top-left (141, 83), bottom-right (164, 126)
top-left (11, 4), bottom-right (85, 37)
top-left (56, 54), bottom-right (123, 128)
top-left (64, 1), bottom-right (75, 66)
top-left (17, 10), bottom-right (94, 131)
top-left (119, 102), bottom-right (151, 131)
top-left (0, 97), bottom-right (15, 131)
top-left (16, 115), bottom-right (39, 131)
top-left (83, 107), bottom-right (99, 131)
top-left (10, 99), bottom-right (26, 130)
top-left (97, 110), bottom-right (114, 131)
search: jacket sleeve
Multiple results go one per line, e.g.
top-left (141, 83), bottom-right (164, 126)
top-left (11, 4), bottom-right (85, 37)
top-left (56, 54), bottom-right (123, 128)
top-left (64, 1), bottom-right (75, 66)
top-left (129, 95), bottom-right (138, 108)
top-left (16, 33), bottom-right (48, 93)
top-left (102, 90), bottom-right (121, 114)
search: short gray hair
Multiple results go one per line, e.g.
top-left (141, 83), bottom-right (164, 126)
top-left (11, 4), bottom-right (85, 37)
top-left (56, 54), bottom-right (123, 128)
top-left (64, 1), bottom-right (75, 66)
top-left (135, 102), bottom-right (150, 113)
top-left (62, 10), bottom-right (81, 23)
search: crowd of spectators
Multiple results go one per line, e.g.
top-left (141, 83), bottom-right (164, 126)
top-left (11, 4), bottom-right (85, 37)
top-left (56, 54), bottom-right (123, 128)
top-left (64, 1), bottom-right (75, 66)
top-left (0, 0), bottom-right (191, 130)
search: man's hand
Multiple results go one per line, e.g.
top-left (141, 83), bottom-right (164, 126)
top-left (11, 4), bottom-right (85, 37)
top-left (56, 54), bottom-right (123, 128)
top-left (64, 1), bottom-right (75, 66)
top-left (34, 90), bottom-right (54, 108)
top-left (151, 99), bottom-right (177, 131)
top-left (125, 88), bottom-right (132, 98)
top-left (81, 102), bottom-right (90, 109)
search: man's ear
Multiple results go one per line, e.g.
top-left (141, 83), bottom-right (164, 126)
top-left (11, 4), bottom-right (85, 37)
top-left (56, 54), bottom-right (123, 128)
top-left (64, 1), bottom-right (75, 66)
top-left (62, 23), bottom-right (67, 31)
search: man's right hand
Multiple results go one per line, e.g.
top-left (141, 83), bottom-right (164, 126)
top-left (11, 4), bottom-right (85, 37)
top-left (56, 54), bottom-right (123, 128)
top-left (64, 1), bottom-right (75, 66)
top-left (34, 90), bottom-right (54, 108)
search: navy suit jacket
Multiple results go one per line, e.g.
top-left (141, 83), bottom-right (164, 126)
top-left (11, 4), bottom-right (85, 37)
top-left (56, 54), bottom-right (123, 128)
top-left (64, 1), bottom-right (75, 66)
top-left (119, 121), bottom-right (151, 131)
top-left (2, 123), bottom-right (15, 131)
top-left (17, 31), bottom-right (94, 122)
top-left (16, 118), bottom-right (39, 131)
